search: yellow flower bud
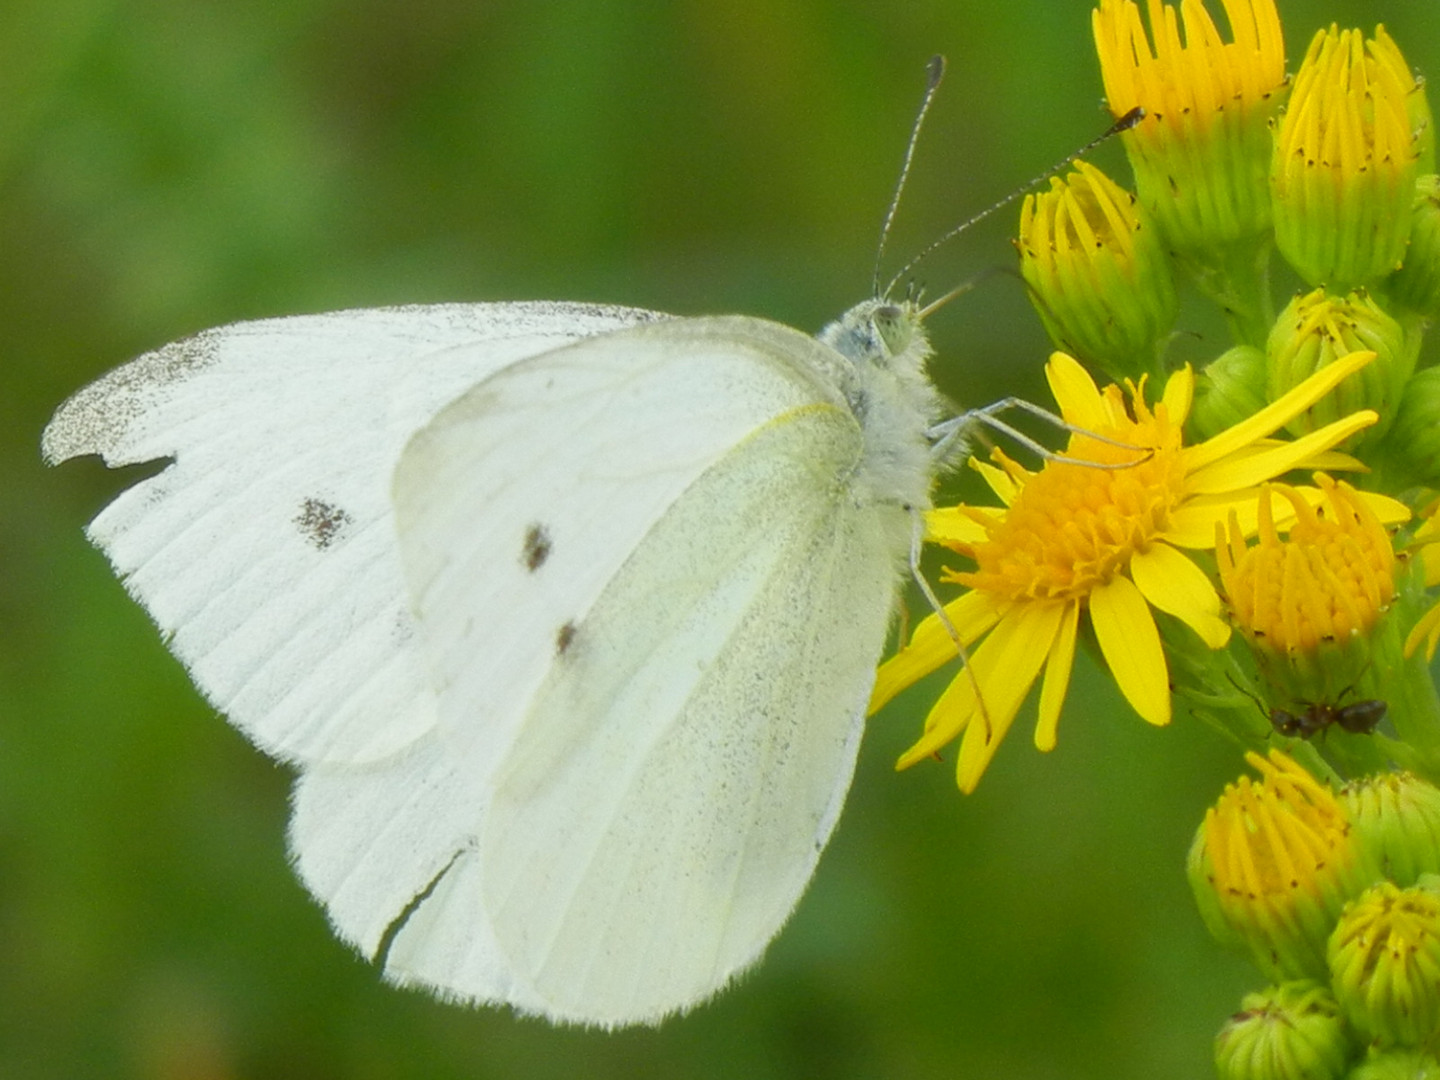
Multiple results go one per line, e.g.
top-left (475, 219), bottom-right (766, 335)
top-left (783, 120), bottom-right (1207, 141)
top-left (1216, 477), bottom-right (1401, 706)
top-left (1192, 751), bottom-right (1377, 980)
top-left (1271, 27), bottom-right (1425, 293)
top-left (1093, 0), bottom-right (1286, 255)
top-left (1016, 162), bottom-right (1177, 380)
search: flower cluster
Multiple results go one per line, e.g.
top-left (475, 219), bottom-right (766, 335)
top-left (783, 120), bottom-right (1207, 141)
top-left (1196, 755), bottom-right (1440, 1076)
top-left (876, 0), bottom-right (1439, 802)
top-left (868, 1), bottom-right (1440, 1070)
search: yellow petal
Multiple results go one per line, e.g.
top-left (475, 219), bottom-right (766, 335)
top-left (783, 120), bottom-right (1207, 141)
top-left (1295, 448), bottom-right (1368, 471)
top-left (954, 602), bottom-right (1066, 791)
top-left (1352, 490), bottom-right (1412, 525)
top-left (1206, 442), bottom-right (1365, 480)
top-left (925, 506), bottom-right (996, 545)
top-left (870, 590), bottom-right (1003, 714)
top-left (1165, 484), bottom-right (1411, 548)
top-left (1182, 349), bottom-right (1377, 473)
top-left (1034, 601), bottom-right (1081, 752)
top-left (1090, 574), bottom-right (1172, 726)
top-left (894, 602), bottom-right (1056, 776)
top-left (1160, 364), bottom-right (1194, 426)
top-left (1045, 351), bottom-right (1108, 430)
top-left (1406, 601), bottom-right (1440, 660)
top-left (1184, 411), bottom-right (1378, 494)
top-left (1129, 542), bottom-right (1231, 648)
top-left (970, 457), bottom-right (1022, 505)
top-left (1423, 543), bottom-right (1440, 588)
top-left (1164, 493), bottom-right (1251, 547)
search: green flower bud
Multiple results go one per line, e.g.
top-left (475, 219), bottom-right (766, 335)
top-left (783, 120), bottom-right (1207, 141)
top-left (1386, 177), bottom-right (1440, 317)
top-left (1192, 752), bottom-right (1377, 981)
top-left (1344, 773), bottom-right (1440, 888)
top-left (1214, 981), bottom-right (1353, 1080)
top-left (1016, 162), bottom-right (1177, 381)
top-left (1267, 289), bottom-right (1416, 448)
top-left (1376, 367), bottom-right (1440, 488)
top-left (1191, 345), bottom-right (1269, 443)
top-left (1347, 1048), bottom-right (1440, 1080)
top-left (1271, 27), bottom-right (1423, 293)
top-left (1328, 880), bottom-right (1440, 1047)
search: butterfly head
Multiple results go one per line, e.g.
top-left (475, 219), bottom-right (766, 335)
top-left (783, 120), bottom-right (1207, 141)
top-left (819, 298), bottom-right (930, 374)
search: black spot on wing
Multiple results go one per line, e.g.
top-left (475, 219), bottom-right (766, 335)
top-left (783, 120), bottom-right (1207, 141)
top-left (295, 498), bottom-right (354, 550)
top-left (555, 621), bottom-right (577, 656)
top-left (522, 523), bottom-right (552, 572)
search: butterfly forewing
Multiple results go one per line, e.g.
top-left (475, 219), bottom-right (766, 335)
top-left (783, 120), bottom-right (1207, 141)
top-left (42, 302), bottom-right (663, 766)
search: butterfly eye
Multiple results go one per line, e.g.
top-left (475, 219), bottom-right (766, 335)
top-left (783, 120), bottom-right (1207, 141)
top-left (871, 303), bottom-right (912, 355)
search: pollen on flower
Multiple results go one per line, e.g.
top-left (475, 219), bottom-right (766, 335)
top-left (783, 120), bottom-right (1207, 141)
top-left (1217, 475), bottom-right (1398, 662)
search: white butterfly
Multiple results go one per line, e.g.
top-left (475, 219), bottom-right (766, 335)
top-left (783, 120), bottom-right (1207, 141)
top-left (43, 294), bottom-right (959, 1027)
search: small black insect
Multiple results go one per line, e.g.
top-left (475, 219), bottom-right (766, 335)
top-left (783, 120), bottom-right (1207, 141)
top-left (1270, 698), bottom-right (1387, 740)
top-left (1229, 672), bottom-right (1387, 741)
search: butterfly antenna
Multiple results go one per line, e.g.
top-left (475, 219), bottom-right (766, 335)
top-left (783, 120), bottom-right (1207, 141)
top-left (872, 55), bottom-right (947, 299)
top-left (883, 105), bottom-right (1145, 299)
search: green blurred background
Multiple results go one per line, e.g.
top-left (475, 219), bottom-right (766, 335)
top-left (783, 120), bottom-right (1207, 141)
top-left (5, 1), bottom-right (1438, 1077)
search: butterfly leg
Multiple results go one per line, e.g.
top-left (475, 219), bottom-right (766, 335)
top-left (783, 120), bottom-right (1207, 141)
top-left (928, 397), bottom-right (1152, 469)
top-left (906, 506), bottom-right (992, 738)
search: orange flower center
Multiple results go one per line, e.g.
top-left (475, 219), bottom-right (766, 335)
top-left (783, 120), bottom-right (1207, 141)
top-left (957, 387), bottom-right (1186, 602)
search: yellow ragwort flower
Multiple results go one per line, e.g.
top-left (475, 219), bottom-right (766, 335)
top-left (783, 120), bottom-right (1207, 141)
top-left (1092, 0), bottom-right (1287, 251)
top-left (1271, 25), bottom-right (1426, 292)
top-left (1217, 475), bottom-right (1409, 700)
top-left (871, 350), bottom-right (1380, 793)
